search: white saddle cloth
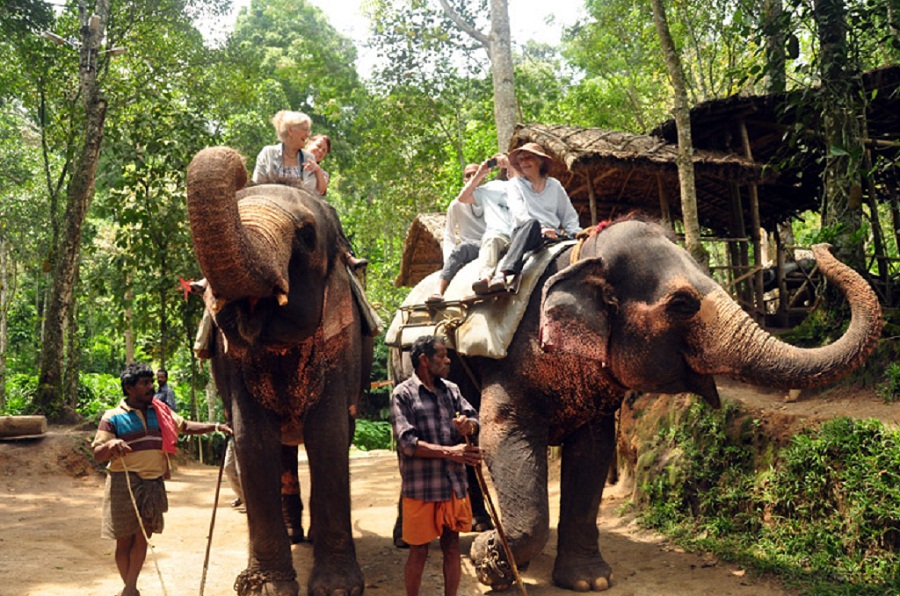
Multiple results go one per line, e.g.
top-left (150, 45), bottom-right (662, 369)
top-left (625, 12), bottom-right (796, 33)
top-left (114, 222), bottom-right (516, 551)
top-left (385, 241), bottom-right (574, 359)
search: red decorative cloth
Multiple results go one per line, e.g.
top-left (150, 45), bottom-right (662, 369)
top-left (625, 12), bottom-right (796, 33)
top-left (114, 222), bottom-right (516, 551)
top-left (153, 398), bottom-right (178, 454)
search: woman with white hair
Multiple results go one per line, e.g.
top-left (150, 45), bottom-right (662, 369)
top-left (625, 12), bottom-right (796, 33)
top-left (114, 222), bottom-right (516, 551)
top-left (252, 110), bottom-right (328, 196)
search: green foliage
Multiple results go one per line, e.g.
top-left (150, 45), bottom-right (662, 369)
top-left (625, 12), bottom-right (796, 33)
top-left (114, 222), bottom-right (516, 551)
top-left (876, 363), bottom-right (900, 404)
top-left (0, 372), bottom-right (120, 423)
top-left (75, 373), bottom-right (123, 424)
top-left (2, 374), bottom-right (38, 415)
top-left (352, 419), bottom-right (393, 451)
top-left (636, 402), bottom-right (900, 591)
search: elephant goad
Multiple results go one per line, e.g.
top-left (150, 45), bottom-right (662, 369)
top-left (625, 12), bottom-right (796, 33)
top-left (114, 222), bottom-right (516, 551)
top-left (187, 147), bottom-right (371, 596)
top-left (400, 217), bottom-right (882, 592)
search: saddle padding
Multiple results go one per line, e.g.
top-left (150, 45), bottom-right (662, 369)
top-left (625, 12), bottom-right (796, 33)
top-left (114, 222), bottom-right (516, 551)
top-left (385, 241), bottom-right (573, 359)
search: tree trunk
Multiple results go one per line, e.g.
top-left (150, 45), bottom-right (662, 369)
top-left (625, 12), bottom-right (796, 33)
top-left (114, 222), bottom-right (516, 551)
top-left (64, 264), bottom-right (80, 415)
top-left (124, 281), bottom-right (134, 363)
top-left (438, 0), bottom-right (518, 152)
top-left (763, 0), bottom-right (786, 94)
top-left (813, 0), bottom-right (866, 272)
top-left (206, 380), bottom-right (217, 423)
top-left (650, 0), bottom-right (709, 268)
top-left (0, 237), bottom-right (10, 408)
top-left (35, 1), bottom-right (110, 419)
top-left (488, 0), bottom-right (517, 152)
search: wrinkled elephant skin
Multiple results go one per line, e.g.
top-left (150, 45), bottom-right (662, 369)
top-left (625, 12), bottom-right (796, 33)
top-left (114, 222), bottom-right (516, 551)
top-left (401, 218), bottom-right (882, 591)
top-left (187, 147), bottom-right (368, 596)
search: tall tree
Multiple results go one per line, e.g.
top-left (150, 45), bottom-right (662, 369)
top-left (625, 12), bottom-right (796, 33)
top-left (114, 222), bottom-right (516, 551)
top-left (650, 0), bottom-right (708, 267)
top-left (437, 0), bottom-right (517, 151)
top-left (36, 0), bottom-right (112, 419)
top-left (814, 0), bottom-right (866, 271)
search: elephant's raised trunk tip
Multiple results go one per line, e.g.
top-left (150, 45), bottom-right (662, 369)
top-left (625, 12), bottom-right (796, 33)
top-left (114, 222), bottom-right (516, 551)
top-left (188, 147), bottom-right (248, 192)
top-left (692, 243), bottom-right (882, 390)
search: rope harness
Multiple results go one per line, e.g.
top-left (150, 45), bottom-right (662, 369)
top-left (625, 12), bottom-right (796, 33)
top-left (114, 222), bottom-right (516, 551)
top-left (570, 220), bottom-right (609, 265)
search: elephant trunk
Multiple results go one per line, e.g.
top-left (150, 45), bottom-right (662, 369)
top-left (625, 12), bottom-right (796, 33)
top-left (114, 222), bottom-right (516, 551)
top-left (186, 147), bottom-right (293, 303)
top-left (687, 244), bottom-right (882, 389)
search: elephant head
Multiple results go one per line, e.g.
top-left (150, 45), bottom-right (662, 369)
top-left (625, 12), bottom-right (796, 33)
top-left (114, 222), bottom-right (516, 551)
top-left (540, 219), bottom-right (883, 407)
top-left (186, 147), bottom-right (340, 349)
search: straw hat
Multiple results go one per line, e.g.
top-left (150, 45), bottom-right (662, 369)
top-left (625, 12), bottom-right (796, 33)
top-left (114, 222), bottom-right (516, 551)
top-left (509, 142), bottom-right (554, 170)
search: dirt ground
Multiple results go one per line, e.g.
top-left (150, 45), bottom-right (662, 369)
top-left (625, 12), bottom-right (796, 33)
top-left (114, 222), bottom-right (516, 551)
top-left (1, 379), bottom-right (895, 596)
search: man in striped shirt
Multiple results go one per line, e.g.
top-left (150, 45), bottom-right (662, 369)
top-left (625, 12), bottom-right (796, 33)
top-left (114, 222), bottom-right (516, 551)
top-left (92, 362), bottom-right (230, 596)
top-left (391, 335), bottom-right (482, 596)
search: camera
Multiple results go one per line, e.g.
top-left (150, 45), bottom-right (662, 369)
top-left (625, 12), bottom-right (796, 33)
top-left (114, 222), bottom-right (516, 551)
top-left (486, 157), bottom-right (498, 168)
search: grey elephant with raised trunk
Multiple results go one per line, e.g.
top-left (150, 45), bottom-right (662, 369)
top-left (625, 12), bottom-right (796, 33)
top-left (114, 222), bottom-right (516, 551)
top-left (398, 216), bottom-right (882, 591)
top-left (187, 146), bottom-right (371, 596)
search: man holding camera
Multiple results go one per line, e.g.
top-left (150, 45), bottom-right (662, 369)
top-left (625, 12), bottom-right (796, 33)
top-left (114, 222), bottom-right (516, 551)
top-left (454, 153), bottom-right (514, 295)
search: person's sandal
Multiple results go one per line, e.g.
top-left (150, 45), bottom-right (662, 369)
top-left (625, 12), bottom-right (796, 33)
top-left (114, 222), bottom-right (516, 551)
top-left (488, 274), bottom-right (508, 293)
top-left (425, 294), bottom-right (444, 305)
top-left (472, 277), bottom-right (491, 295)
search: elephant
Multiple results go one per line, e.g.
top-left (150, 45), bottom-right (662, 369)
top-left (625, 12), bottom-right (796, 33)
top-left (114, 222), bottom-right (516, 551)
top-left (393, 216), bottom-right (882, 591)
top-left (187, 146), bottom-right (372, 596)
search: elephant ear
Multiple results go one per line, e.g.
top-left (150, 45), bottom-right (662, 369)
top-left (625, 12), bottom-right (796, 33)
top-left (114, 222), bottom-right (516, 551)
top-left (540, 256), bottom-right (615, 364)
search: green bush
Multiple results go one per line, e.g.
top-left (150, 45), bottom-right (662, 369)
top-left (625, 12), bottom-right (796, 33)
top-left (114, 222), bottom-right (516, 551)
top-left (1, 373), bottom-right (121, 423)
top-left (637, 404), bottom-right (900, 592)
top-left (2, 374), bottom-right (38, 415)
top-left (876, 362), bottom-right (900, 403)
top-left (352, 419), bottom-right (393, 451)
top-left (77, 373), bottom-right (123, 424)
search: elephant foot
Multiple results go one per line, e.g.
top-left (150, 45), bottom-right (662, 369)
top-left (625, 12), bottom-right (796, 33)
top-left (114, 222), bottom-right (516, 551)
top-left (470, 531), bottom-right (520, 591)
top-left (552, 550), bottom-right (613, 592)
top-left (309, 562), bottom-right (364, 596)
top-left (234, 568), bottom-right (299, 596)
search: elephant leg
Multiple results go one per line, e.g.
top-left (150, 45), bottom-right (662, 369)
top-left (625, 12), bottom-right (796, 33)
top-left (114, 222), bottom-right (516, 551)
top-left (232, 386), bottom-right (299, 596)
top-left (471, 382), bottom-right (549, 589)
top-left (302, 377), bottom-right (364, 595)
top-left (280, 444), bottom-right (304, 544)
top-left (552, 414), bottom-right (616, 591)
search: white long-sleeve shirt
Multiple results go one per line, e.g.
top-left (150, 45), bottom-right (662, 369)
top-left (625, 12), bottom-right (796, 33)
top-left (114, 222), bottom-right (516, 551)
top-left (507, 176), bottom-right (581, 235)
top-left (442, 199), bottom-right (485, 262)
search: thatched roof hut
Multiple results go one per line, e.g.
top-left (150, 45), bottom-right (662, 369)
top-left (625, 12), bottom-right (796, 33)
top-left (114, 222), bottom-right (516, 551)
top-left (509, 124), bottom-right (770, 234)
top-left (394, 212), bottom-right (445, 287)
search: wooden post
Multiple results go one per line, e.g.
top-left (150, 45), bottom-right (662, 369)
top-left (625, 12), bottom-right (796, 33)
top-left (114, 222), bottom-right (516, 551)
top-left (729, 182), bottom-right (751, 307)
top-left (776, 232), bottom-right (789, 327)
top-left (586, 171), bottom-right (598, 226)
top-left (657, 173), bottom-right (672, 229)
top-left (739, 119), bottom-right (765, 321)
top-left (0, 416), bottom-right (48, 437)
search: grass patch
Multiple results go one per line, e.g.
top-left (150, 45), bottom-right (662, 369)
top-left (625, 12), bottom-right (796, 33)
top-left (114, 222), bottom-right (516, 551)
top-left (632, 401), bottom-right (900, 593)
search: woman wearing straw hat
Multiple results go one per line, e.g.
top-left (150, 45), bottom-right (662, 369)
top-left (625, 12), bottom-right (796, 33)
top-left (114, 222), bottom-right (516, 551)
top-left (491, 142), bottom-right (581, 291)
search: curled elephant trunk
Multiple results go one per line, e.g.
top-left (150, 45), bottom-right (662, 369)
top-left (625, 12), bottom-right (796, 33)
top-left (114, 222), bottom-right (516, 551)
top-left (186, 147), bottom-right (293, 303)
top-left (687, 244), bottom-right (883, 389)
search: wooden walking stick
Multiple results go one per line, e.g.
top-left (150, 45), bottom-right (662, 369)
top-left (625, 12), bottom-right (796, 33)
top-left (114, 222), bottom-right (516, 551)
top-left (461, 423), bottom-right (527, 595)
top-left (199, 435), bottom-right (229, 596)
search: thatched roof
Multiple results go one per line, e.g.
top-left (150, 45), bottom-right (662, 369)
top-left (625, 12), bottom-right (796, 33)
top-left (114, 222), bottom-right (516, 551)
top-left (651, 64), bottom-right (900, 228)
top-left (394, 212), bottom-right (445, 287)
top-left (510, 124), bottom-right (771, 234)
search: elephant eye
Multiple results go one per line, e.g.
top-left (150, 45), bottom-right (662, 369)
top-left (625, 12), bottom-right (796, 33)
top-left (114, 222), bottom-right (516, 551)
top-left (667, 290), bottom-right (700, 317)
top-left (296, 224), bottom-right (316, 251)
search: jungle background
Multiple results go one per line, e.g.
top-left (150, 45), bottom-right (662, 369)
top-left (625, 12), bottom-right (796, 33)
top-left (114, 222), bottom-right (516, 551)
top-left (2, 0), bottom-right (900, 592)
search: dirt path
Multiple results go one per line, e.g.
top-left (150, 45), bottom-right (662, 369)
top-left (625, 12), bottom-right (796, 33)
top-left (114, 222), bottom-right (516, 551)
top-left (0, 426), bottom-right (793, 596)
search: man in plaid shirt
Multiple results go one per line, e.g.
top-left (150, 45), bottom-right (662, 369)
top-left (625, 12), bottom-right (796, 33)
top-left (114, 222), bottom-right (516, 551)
top-left (391, 335), bottom-right (482, 596)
